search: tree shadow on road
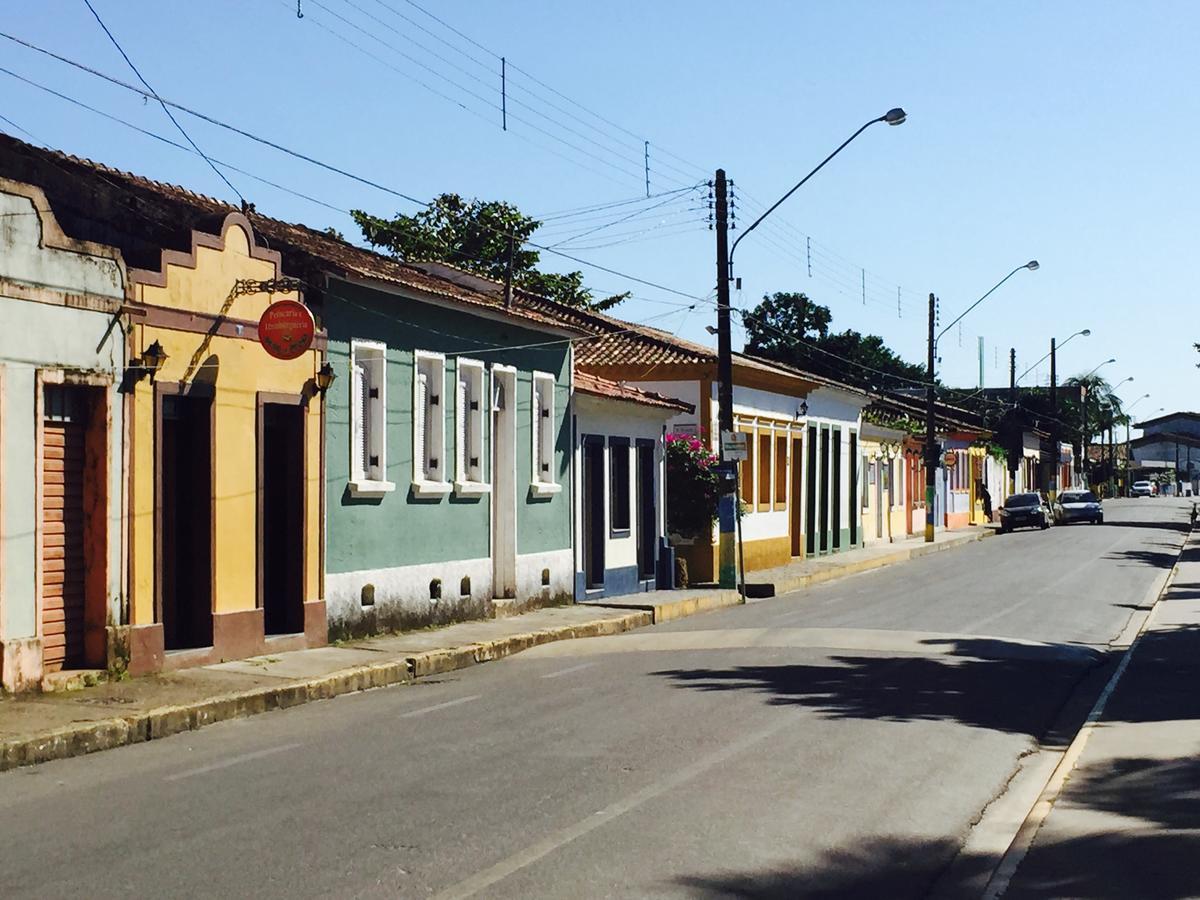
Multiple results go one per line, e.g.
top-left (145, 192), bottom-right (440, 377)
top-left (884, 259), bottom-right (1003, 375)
top-left (653, 637), bottom-right (1098, 739)
top-left (1103, 548), bottom-right (1181, 569)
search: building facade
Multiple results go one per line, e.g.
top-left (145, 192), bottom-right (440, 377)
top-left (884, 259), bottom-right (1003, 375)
top-left (125, 213), bottom-right (327, 674)
top-left (0, 179), bottom-right (127, 691)
top-left (321, 274), bottom-right (578, 638)
top-left (571, 373), bottom-right (689, 598)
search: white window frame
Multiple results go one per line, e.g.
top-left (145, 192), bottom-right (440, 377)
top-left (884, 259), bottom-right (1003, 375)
top-left (530, 371), bottom-right (561, 496)
top-left (348, 339), bottom-right (395, 498)
top-left (412, 350), bottom-right (451, 497)
top-left (454, 358), bottom-right (489, 496)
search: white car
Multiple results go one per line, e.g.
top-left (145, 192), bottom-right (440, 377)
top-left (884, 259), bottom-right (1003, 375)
top-left (1131, 480), bottom-right (1154, 498)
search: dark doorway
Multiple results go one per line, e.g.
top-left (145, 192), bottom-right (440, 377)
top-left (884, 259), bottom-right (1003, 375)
top-left (819, 428), bottom-right (830, 553)
top-left (848, 431), bottom-right (857, 546)
top-left (261, 401), bottom-right (306, 635)
top-left (159, 391), bottom-right (213, 651)
top-left (790, 436), bottom-right (804, 557)
top-left (636, 440), bottom-right (656, 580)
top-left (582, 437), bottom-right (606, 589)
top-left (805, 426), bottom-right (818, 556)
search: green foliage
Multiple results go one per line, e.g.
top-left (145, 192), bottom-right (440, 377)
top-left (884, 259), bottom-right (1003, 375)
top-left (664, 432), bottom-right (721, 538)
top-left (351, 194), bottom-right (626, 310)
top-left (862, 406), bottom-right (921, 434)
top-left (743, 291), bottom-right (925, 389)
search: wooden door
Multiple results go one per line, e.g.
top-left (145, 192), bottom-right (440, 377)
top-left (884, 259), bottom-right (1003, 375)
top-left (41, 395), bottom-right (87, 672)
top-left (790, 437), bottom-right (804, 556)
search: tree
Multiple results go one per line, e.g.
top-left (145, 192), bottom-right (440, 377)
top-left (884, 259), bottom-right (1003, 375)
top-left (351, 194), bottom-right (627, 310)
top-left (743, 291), bottom-right (924, 389)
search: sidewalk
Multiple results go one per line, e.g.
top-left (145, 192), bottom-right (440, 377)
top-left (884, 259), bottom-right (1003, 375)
top-left (0, 525), bottom-right (990, 772)
top-left (995, 529), bottom-right (1200, 898)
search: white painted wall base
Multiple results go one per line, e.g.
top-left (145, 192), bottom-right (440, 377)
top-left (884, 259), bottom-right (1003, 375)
top-left (326, 557), bottom-right (494, 635)
top-left (516, 548), bottom-right (575, 606)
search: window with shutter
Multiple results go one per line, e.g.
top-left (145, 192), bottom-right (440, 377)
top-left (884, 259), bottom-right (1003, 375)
top-left (348, 340), bottom-right (394, 497)
top-left (413, 351), bottom-right (450, 496)
top-left (530, 372), bottom-right (560, 495)
top-left (454, 359), bottom-right (487, 493)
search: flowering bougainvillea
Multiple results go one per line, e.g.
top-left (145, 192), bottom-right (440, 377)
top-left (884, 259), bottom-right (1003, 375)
top-left (665, 430), bottom-right (721, 538)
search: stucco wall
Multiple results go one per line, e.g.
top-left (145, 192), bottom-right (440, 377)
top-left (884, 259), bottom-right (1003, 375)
top-left (572, 393), bottom-right (671, 598)
top-left (0, 184), bottom-right (125, 671)
top-left (322, 278), bottom-right (572, 633)
top-left (128, 217), bottom-right (323, 631)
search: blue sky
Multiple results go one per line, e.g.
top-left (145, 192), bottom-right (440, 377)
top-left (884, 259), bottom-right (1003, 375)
top-left (3, 1), bottom-right (1197, 428)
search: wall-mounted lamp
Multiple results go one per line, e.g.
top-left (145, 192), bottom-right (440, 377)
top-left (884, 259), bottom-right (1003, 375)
top-left (314, 361), bottom-right (336, 394)
top-left (305, 361), bottom-right (337, 399)
top-left (130, 340), bottom-right (168, 384)
top-left (795, 400), bottom-right (809, 418)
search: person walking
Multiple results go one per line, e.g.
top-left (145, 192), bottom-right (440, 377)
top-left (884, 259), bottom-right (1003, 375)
top-left (979, 480), bottom-right (993, 522)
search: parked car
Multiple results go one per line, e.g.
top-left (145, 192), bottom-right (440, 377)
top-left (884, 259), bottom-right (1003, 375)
top-left (999, 492), bottom-right (1051, 532)
top-left (1131, 480), bottom-right (1154, 498)
top-left (1056, 490), bottom-right (1103, 525)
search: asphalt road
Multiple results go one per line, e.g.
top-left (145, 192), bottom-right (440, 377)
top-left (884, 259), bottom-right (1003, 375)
top-left (0, 498), bottom-right (1190, 899)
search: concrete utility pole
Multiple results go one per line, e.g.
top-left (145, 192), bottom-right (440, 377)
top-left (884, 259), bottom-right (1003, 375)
top-left (714, 168), bottom-right (736, 589)
top-left (925, 292), bottom-right (937, 542)
top-left (1009, 348), bottom-right (1019, 494)
top-left (1049, 336), bottom-right (1058, 501)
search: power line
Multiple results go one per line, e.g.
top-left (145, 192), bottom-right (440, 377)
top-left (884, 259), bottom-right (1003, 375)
top-left (80, 0), bottom-right (245, 206)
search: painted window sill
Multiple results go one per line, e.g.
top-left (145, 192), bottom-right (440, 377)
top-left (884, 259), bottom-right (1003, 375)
top-left (348, 479), bottom-right (396, 498)
top-left (412, 479), bottom-right (452, 498)
top-left (529, 481), bottom-right (562, 497)
top-left (453, 480), bottom-right (491, 497)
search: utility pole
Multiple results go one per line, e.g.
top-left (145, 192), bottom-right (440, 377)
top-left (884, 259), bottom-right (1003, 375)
top-left (1009, 348), bottom-right (1019, 494)
top-left (1081, 385), bottom-right (1089, 490)
top-left (714, 169), bottom-right (737, 589)
top-left (1049, 337), bottom-right (1058, 502)
top-left (924, 292), bottom-right (937, 542)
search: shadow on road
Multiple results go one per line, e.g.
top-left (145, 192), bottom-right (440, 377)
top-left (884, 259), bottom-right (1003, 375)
top-left (1100, 517), bottom-right (1190, 533)
top-left (666, 623), bottom-right (1200, 899)
top-left (653, 637), bottom-right (1097, 739)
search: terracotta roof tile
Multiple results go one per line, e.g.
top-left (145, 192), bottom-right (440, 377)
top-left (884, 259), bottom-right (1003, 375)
top-left (0, 134), bottom-right (577, 334)
top-left (574, 371), bottom-right (694, 412)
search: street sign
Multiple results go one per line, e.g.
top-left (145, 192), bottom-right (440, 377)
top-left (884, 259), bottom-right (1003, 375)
top-left (258, 299), bottom-right (315, 360)
top-left (720, 431), bottom-right (748, 461)
top-left (942, 449), bottom-right (957, 468)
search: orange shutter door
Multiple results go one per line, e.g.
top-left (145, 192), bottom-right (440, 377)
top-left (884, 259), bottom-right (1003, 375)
top-left (42, 418), bottom-right (87, 671)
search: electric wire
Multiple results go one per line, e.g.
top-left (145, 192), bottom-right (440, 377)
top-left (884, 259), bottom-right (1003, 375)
top-left (80, 0), bottom-right (245, 206)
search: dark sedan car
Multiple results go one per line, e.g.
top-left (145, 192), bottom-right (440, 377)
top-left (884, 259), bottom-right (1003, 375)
top-left (999, 492), bottom-right (1050, 533)
top-left (1056, 490), bottom-right (1103, 525)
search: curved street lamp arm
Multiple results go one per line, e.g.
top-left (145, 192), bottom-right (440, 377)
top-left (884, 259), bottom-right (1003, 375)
top-left (729, 115), bottom-right (887, 270)
top-left (1016, 330), bottom-right (1086, 384)
top-left (936, 264), bottom-right (1025, 344)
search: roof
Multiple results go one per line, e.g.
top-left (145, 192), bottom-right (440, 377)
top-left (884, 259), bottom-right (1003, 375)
top-left (1134, 411), bottom-right (1200, 429)
top-left (0, 134), bottom-right (577, 335)
top-left (573, 371), bottom-right (694, 413)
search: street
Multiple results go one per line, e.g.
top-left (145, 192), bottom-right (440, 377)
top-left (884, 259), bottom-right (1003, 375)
top-left (0, 499), bottom-right (1190, 899)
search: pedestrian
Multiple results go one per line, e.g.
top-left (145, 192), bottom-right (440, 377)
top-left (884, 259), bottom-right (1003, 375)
top-left (979, 480), bottom-right (993, 522)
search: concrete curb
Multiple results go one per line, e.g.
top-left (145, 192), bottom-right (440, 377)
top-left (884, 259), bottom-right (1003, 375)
top-left (0, 611), bottom-right (652, 773)
top-left (763, 530), bottom-right (993, 597)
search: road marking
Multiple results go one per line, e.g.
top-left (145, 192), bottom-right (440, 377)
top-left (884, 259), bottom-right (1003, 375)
top-left (430, 715), bottom-right (795, 900)
top-left (980, 525), bottom-right (1191, 899)
top-left (164, 743), bottom-right (302, 782)
top-left (398, 695), bottom-right (480, 718)
top-left (540, 663), bottom-right (595, 679)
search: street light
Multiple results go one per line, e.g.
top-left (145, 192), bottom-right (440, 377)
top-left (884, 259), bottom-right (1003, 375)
top-left (1016, 328), bottom-right (1090, 385)
top-left (1124, 393), bottom-right (1151, 491)
top-left (712, 106), bottom-right (906, 587)
top-left (923, 260), bottom-right (1039, 541)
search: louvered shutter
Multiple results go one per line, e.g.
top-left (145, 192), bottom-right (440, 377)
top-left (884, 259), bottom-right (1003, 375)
top-left (415, 370), bottom-right (428, 480)
top-left (352, 362), bottom-right (367, 480)
top-left (532, 379), bottom-right (543, 478)
top-left (457, 370), bottom-right (468, 480)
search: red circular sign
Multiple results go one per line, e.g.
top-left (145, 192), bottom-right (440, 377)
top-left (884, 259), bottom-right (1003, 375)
top-left (258, 300), bottom-right (315, 360)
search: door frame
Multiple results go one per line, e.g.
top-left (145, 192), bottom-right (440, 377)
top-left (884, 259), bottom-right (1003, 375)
top-left (581, 434), bottom-right (607, 589)
top-left (154, 381), bottom-right (216, 633)
top-left (490, 365), bottom-right (517, 599)
top-left (256, 391), bottom-right (308, 621)
top-left (790, 435), bottom-right (804, 556)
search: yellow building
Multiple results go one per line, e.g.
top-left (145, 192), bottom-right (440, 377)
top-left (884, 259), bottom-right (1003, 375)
top-left (859, 424), bottom-right (908, 545)
top-left (126, 213), bottom-right (326, 674)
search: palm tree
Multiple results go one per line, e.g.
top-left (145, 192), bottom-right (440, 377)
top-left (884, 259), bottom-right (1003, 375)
top-left (1062, 374), bottom-right (1121, 486)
